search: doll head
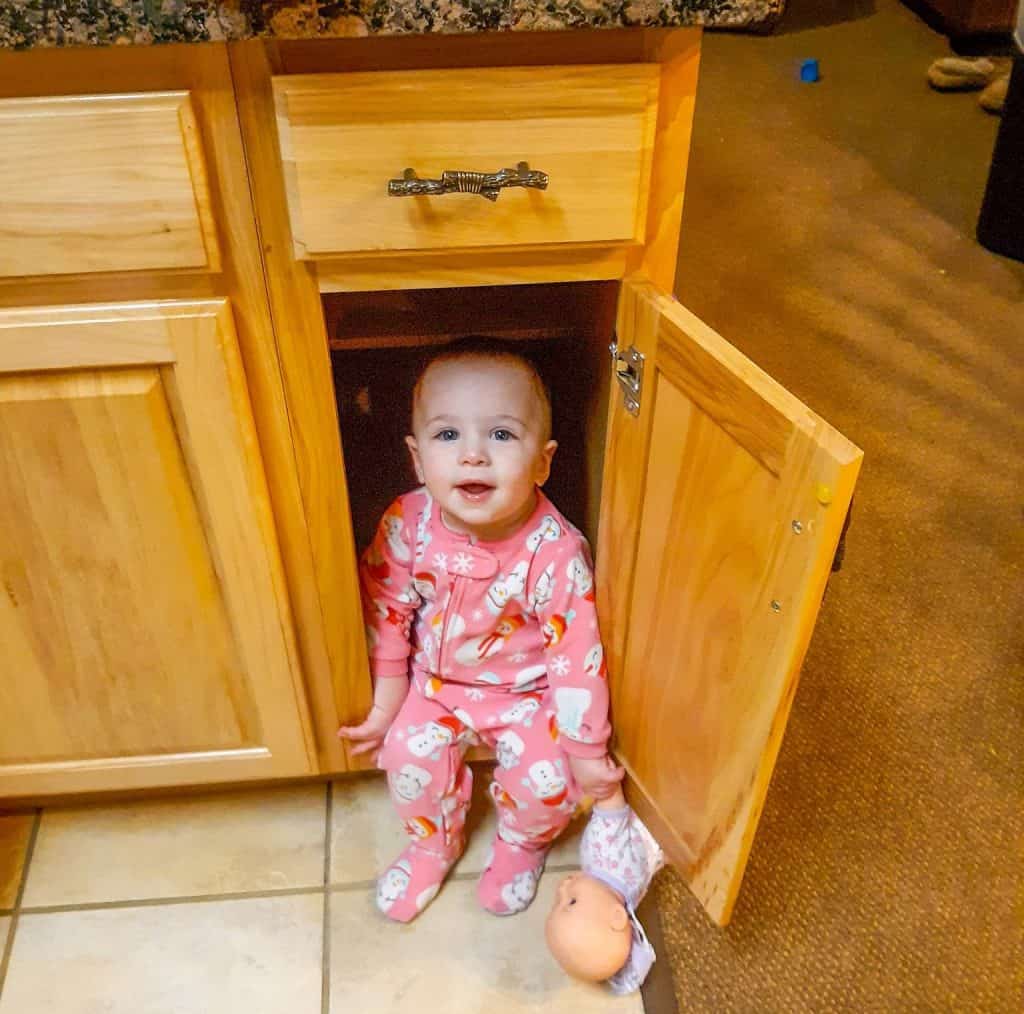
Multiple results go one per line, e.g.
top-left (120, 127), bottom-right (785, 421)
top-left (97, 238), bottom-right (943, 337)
top-left (545, 871), bottom-right (633, 983)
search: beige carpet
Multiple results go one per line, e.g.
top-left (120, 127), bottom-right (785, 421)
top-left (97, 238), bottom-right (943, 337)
top-left (653, 1), bottom-right (1024, 1009)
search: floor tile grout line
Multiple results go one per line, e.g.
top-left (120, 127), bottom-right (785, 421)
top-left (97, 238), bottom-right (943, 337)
top-left (0, 809), bottom-right (41, 999)
top-left (321, 781), bottom-right (333, 1014)
top-left (18, 884), bottom-right (327, 916)
top-left (325, 862), bottom-right (580, 896)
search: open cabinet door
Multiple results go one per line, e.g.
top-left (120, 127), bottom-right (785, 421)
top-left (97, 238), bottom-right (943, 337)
top-left (596, 276), bottom-right (862, 926)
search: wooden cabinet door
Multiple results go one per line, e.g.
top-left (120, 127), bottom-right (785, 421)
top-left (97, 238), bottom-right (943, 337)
top-left (597, 276), bottom-right (862, 926)
top-left (0, 301), bottom-right (314, 798)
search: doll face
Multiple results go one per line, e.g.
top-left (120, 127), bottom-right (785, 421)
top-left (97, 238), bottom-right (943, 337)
top-left (406, 358), bottom-right (557, 543)
top-left (545, 872), bottom-right (632, 983)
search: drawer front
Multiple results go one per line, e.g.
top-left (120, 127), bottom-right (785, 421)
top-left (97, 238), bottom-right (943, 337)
top-left (273, 64), bottom-right (660, 259)
top-left (0, 92), bottom-right (221, 279)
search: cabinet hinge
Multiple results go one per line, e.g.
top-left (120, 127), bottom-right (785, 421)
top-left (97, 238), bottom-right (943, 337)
top-left (609, 339), bottom-right (644, 416)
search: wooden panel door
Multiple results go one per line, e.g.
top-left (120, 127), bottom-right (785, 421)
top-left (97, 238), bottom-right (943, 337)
top-left (597, 276), bottom-right (862, 926)
top-left (0, 301), bottom-right (313, 798)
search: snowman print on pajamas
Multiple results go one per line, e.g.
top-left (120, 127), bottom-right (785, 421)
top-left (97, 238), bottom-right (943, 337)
top-left (530, 562), bottom-right (556, 611)
top-left (526, 515), bottom-right (562, 552)
top-left (403, 816), bottom-right (438, 840)
top-left (455, 613), bottom-right (526, 665)
top-left (376, 859), bottom-right (412, 913)
top-left (485, 561), bottom-right (529, 615)
top-left (542, 611), bottom-right (574, 650)
top-left (498, 696), bottom-right (541, 728)
top-left (521, 759), bottom-right (568, 808)
top-left (500, 869), bottom-right (539, 913)
top-left (389, 763), bottom-right (432, 803)
top-left (490, 780), bottom-right (526, 811)
top-left (382, 512), bottom-right (410, 563)
top-left (406, 717), bottom-right (464, 761)
top-left (553, 687), bottom-right (593, 742)
top-left (566, 554), bottom-right (594, 601)
top-left (414, 496), bottom-right (433, 563)
top-left (411, 571), bottom-right (437, 602)
top-left (495, 729), bottom-right (526, 771)
top-left (583, 642), bottom-right (607, 680)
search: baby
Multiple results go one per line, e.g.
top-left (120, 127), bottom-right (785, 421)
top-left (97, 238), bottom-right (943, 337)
top-left (546, 786), bottom-right (664, 994)
top-left (339, 336), bottom-right (623, 923)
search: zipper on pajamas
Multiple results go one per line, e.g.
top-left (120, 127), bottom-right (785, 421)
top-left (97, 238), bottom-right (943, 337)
top-left (437, 577), bottom-right (466, 679)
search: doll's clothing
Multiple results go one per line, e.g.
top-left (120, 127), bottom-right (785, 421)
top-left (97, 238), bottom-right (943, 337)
top-left (477, 834), bottom-right (548, 915)
top-left (579, 805), bottom-right (665, 994)
top-left (360, 487), bottom-right (611, 759)
top-left (378, 679), bottom-right (578, 915)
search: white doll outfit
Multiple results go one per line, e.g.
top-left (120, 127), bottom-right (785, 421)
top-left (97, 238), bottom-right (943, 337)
top-left (578, 804), bottom-right (665, 994)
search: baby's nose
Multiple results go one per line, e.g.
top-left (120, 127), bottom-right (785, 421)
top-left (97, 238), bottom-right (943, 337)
top-left (460, 445), bottom-right (488, 465)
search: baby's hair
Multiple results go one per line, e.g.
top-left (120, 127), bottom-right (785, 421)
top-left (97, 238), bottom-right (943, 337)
top-left (412, 335), bottom-right (553, 440)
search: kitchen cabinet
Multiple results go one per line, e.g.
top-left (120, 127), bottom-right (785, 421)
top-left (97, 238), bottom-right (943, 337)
top-left (238, 29), bottom-right (862, 925)
top-left (0, 44), bottom-right (319, 797)
top-left (0, 26), bottom-right (861, 926)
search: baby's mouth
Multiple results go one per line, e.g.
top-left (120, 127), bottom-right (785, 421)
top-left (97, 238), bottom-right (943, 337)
top-left (456, 482), bottom-right (495, 500)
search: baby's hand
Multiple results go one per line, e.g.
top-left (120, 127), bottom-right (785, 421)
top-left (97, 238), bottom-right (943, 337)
top-left (337, 677), bottom-right (408, 757)
top-left (568, 753), bottom-right (625, 802)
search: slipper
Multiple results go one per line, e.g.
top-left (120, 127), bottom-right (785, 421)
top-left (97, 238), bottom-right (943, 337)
top-left (927, 56), bottom-right (998, 91)
top-left (979, 72), bottom-right (1010, 114)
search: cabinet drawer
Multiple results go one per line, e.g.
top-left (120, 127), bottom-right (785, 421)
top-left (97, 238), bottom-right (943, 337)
top-left (273, 64), bottom-right (660, 259)
top-left (0, 92), bottom-right (220, 279)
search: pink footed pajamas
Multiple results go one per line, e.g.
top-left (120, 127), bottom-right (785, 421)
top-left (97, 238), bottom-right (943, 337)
top-left (362, 487), bottom-right (612, 921)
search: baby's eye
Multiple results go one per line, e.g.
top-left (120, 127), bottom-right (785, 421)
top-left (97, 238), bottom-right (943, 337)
top-left (434, 428), bottom-right (458, 441)
top-left (568, 897), bottom-right (577, 906)
top-left (491, 428), bottom-right (517, 442)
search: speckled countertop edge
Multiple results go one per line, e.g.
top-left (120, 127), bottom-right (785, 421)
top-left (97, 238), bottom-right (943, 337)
top-left (1, 1), bottom-right (784, 51)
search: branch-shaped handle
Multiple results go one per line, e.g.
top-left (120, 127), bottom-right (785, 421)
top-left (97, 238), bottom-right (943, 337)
top-left (387, 162), bottom-right (549, 202)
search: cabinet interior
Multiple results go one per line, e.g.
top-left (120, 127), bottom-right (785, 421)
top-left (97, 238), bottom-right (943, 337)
top-left (323, 280), bottom-right (619, 553)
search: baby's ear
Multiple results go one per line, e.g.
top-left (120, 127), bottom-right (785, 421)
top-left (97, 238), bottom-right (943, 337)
top-left (608, 901), bottom-right (629, 932)
top-left (405, 435), bottom-right (425, 483)
top-left (535, 439), bottom-right (558, 487)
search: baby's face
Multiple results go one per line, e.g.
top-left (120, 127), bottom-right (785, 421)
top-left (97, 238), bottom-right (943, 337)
top-left (407, 357), bottom-right (556, 542)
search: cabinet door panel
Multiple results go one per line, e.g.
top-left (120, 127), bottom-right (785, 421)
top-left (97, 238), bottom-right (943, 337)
top-left (598, 277), bottom-right (862, 925)
top-left (0, 302), bottom-right (312, 797)
top-left (0, 92), bottom-right (220, 279)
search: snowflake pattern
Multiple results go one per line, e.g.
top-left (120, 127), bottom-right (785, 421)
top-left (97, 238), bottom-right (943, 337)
top-left (451, 552), bottom-right (474, 575)
top-left (432, 552), bottom-right (448, 570)
top-left (511, 652), bottom-right (528, 663)
top-left (465, 688), bottom-right (485, 702)
top-left (472, 609), bottom-right (484, 621)
top-left (551, 655), bottom-right (571, 677)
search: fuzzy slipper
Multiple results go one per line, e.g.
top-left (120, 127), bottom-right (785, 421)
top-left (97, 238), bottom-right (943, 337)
top-left (927, 57), bottom-right (998, 91)
top-left (979, 72), bottom-right (1010, 114)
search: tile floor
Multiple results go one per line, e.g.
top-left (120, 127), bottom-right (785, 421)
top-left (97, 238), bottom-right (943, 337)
top-left (0, 772), bottom-right (643, 1013)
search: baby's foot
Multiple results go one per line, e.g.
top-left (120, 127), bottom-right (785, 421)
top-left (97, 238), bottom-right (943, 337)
top-left (477, 833), bottom-right (548, 916)
top-left (376, 842), bottom-right (461, 923)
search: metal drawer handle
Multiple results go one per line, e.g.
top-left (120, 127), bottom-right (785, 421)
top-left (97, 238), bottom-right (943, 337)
top-left (387, 162), bottom-right (549, 203)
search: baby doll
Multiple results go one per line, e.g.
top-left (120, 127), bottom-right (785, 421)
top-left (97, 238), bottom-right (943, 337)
top-left (545, 786), bottom-right (664, 995)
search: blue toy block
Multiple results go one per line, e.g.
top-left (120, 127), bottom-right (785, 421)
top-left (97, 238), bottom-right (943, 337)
top-left (800, 59), bottom-right (820, 83)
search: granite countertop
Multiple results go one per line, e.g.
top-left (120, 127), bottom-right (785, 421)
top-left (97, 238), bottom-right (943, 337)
top-left (1, 1), bottom-right (783, 50)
